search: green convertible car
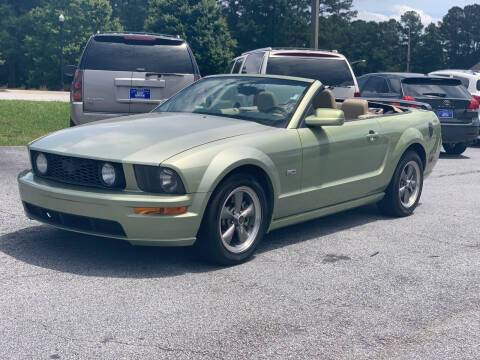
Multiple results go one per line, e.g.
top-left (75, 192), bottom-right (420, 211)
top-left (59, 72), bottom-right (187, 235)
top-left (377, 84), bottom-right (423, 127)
top-left (18, 75), bottom-right (441, 264)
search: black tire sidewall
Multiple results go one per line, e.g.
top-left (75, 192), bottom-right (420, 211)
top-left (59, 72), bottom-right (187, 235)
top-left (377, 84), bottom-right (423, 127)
top-left (199, 173), bottom-right (269, 265)
top-left (381, 151), bottom-right (424, 217)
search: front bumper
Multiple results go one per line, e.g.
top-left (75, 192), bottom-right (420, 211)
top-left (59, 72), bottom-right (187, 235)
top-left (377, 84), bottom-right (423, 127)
top-left (18, 170), bottom-right (209, 246)
top-left (441, 121), bottom-right (480, 145)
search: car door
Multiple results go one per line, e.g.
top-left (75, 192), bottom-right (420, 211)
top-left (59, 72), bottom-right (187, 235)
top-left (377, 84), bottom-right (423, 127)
top-left (240, 52), bottom-right (265, 74)
top-left (230, 57), bottom-right (246, 73)
top-left (361, 76), bottom-right (396, 98)
top-left (296, 106), bottom-right (389, 212)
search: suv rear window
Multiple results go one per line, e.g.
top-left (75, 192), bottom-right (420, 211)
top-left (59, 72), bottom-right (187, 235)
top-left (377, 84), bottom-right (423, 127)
top-left (83, 36), bottom-right (194, 74)
top-left (403, 82), bottom-right (471, 99)
top-left (266, 56), bottom-right (354, 86)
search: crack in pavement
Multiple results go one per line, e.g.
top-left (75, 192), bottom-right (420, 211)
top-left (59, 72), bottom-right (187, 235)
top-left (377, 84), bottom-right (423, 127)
top-left (432, 169), bottom-right (480, 178)
top-left (28, 319), bottom-right (224, 359)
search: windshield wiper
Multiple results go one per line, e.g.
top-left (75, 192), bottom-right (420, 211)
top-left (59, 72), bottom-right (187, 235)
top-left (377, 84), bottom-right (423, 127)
top-left (421, 92), bottom-right (446, 97)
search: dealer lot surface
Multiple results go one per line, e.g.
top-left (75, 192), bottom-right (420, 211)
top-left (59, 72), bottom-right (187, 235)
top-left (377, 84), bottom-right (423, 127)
top-left (1, 146), bottom-right (479, 360)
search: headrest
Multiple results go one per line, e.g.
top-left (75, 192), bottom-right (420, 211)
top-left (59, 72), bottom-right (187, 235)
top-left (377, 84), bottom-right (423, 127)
top-left (341, 99), bottom-right (369, 120)
top-left (312, 89), bottom-right (336, 109)
top-left (257, 91), bottom-right (277, 112)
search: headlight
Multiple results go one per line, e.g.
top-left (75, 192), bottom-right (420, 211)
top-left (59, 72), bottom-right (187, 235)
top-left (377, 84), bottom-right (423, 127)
top-left (134, 165), bottom-right (186, 194)
top-left (35, 153), bottom-right (48, 175)
top-left (101, 163), bottom-right (116, 186)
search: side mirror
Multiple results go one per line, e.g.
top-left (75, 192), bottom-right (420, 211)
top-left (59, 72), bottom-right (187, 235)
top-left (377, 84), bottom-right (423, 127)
top-left (305, 108), bottom-right (345, 127)
top-left (63, 65), bottom-right (77, 77)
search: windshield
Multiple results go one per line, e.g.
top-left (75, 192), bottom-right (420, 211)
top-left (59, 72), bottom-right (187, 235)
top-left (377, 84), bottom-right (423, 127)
top-left (155, 76), bottom-right (311, 127)
top-left (266, 56), bottom-right (354, 86)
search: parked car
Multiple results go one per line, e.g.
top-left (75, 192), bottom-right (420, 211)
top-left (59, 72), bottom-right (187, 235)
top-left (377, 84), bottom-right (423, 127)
top-left (65, 32), bottom-right (201, 126)
top-left (358, 73), bottom-right (480, 154)
top-left (227, 47), bottom-right (360, 99)
top-left (18, 74), bottom-right (441, 265)
top-left (429, 69), bottom-right (480, 102)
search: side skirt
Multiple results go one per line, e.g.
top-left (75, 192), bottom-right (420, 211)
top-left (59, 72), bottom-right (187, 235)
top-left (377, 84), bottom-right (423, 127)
top-left (268, 193), bottom-right (385, 232)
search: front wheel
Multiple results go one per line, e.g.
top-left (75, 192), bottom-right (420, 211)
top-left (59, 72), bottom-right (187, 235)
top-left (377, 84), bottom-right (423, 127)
top-left (378, 151), bottom-right (424, 217)
top-left (196, 174), bottom-right (268, 265)
top-left (443, 143), bottom-right (467, 155)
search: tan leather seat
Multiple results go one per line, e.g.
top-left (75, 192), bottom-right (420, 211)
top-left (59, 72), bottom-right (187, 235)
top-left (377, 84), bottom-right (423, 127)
top-left (312, 89), bottom-right (336, 109)
top-left (341, 99), bottom-right (369, 120)
top-left (257, 91), bottom-right (277, 112)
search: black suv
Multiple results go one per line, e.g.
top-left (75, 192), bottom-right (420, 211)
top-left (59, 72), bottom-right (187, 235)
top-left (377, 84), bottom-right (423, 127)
top-left (358, 73), bottom-right (480, 155)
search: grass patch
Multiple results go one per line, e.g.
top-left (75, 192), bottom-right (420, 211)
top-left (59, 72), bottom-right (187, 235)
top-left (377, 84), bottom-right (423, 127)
top-left (0, 100), bottom-right (69, 145)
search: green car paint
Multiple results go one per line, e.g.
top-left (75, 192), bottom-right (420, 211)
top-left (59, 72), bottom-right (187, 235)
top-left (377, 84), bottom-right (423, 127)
top-left (17, 74), bottom-right (442, 246)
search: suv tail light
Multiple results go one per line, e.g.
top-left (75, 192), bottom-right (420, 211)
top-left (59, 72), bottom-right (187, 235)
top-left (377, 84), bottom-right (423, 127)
top-left (468, 97), bottom-right (479, 111)
top-left (72, 70), bottom-right (83, 102)
top-left (354, 91), bottom-right (361, 97)
top-left (402, 95), bottom-right (421, 108)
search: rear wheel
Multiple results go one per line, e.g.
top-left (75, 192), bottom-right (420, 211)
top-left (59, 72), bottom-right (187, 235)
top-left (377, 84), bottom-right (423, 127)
top-left (378, 151), bottom-right (423, 217)
top-left (196, 173), bottom-right (268, 265)
top-left (443, 143), bottom-right (467, 155)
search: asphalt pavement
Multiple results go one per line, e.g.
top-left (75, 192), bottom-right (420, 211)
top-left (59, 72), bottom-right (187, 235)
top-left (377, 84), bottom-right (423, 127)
top-left (1, 145), bottom-right (479, 360)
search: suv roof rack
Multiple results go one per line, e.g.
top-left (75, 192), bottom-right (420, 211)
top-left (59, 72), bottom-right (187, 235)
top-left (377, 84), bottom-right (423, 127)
top-left (242, 47), bottom-right (340, 55)
top-left (97, 31), bottom-right (182, 40)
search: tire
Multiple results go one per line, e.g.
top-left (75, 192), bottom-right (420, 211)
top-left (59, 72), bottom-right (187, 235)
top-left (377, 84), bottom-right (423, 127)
top-left (378, 151), bottom-right (424, 217)
top-left (69, 119), bottom-right (76, 127)
top-left (196, 173), bottom-right (269, 265)
top-left (443, 143), bottom-right (467, 155)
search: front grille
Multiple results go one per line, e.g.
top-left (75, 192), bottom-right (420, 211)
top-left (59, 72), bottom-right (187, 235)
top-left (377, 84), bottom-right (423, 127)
top-left (24, 202), bottom-right (126, 237)
top-left (31, 151), bottom-right (125, 189)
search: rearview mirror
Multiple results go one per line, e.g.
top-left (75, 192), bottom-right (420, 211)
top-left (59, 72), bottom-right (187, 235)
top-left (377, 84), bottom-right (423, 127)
top-left (63, 65), bottom-right (77, 77)
top-left (305, 108), bottom-right (345, 127)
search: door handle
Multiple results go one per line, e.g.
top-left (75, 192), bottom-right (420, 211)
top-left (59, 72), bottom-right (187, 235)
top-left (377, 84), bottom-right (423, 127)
top-left (366, 130), bottom-right (379, 142)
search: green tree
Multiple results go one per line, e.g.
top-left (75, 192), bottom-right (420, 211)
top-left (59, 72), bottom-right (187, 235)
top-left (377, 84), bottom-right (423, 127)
top-left (319, 0), bottom-right (357, 20)
top-left (0, 0), bottom-right (49, 87)
top-left (221, 0), bottom-right (311, 53)
top-left (145, 0), bottom-right (236, 75)
top-left (400, 10), bottom-right (424, 72)
top-left (417, 23), bottom-right (445, 73)
top-left (341, 19), bottom-right (404, 76)
top-left (23, 0), bottom-right (121, 89)
top-left (109, 0), bottom-right (149, 31)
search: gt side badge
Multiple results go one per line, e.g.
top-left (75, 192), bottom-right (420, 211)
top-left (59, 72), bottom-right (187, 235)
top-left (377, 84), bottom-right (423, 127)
top-left (286, 169), bottom-right (297, 176)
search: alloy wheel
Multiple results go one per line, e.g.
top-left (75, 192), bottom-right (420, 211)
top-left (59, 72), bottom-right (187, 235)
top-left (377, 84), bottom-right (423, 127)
top-left (218, 186), bottom-right (262, 254)
top-left (398, 160), bottom-right (421, 208)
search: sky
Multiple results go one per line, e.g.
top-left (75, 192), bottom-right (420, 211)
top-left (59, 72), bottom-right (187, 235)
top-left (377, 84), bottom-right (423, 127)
top-left (353, 0), bottom-right (480, 25)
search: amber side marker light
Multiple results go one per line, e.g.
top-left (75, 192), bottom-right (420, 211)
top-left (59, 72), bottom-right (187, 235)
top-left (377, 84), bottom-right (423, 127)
top-left (134, 207), bottom-right (188, 215)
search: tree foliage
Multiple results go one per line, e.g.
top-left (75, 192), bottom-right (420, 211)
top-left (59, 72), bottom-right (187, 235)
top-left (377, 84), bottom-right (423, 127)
top-left (1, 1), bottom-right (480, 89)
top-left (145, 0), bottom-right (235, 76)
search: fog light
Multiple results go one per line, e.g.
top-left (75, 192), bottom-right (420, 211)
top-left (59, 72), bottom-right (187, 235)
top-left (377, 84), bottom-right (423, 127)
top-left (134, 206), bottom-right (188, 215)
top-left (101, 163), bottom-right (116, 186)
top-left (35, 153), bottom-right (48, 174)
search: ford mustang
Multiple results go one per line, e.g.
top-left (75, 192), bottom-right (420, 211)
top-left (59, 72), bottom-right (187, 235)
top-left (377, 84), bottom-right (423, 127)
top-left (18, 75), bottom-right (441, 264)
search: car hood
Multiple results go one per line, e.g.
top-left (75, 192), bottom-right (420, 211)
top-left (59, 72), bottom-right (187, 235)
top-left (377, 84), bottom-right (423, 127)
top-left (30, 112), bottom-right (274, 164)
